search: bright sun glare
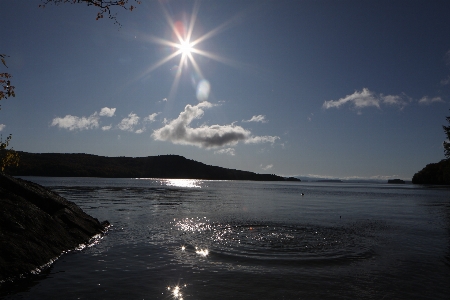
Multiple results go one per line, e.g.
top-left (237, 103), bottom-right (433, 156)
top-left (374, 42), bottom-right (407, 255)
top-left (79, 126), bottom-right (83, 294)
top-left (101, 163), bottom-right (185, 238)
top-left (139, 2), bottom-right (241, 102)
top-left (178, 40), bottom-right (193, 55)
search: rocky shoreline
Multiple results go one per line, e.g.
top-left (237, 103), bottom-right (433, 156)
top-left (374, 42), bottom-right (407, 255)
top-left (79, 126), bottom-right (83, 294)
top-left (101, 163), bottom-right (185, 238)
top-left (0, 173), bottom-right (109, 281)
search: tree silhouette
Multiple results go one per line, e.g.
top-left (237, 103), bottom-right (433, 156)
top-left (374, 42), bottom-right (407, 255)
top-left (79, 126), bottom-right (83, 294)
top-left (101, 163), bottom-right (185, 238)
top-left (0, 55), bottom-right (18, 172)
top-left (443, 111), bottom-right (450, 159)
top-left (39, 0), bottom-right (141, 27)
top-left (0, 54), bottom-right (15, 107)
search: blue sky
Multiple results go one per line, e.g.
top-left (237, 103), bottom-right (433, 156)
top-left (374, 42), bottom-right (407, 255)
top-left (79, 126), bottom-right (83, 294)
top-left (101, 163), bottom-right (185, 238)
top-left (1, 0), bottom-right (450, 180)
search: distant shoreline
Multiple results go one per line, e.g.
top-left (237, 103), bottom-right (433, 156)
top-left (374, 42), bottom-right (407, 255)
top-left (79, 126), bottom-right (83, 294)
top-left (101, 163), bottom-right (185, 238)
top-left (5, 152), bottom-right (300, 182)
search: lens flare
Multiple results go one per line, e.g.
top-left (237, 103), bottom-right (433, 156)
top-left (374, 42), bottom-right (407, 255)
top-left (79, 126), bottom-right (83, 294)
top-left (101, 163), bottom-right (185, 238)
top-left (196, 79), bottom-right (210, 102)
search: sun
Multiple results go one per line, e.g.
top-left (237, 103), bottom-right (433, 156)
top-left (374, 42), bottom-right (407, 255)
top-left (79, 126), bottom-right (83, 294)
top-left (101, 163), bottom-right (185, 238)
top-left (137, 2), bottom-right (242, 102)
top-left (177, 40), bottom-right (193, 56)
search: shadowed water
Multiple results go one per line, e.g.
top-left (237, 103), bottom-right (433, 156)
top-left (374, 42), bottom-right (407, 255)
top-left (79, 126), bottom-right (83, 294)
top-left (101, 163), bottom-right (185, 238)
top-left (1, 178), bottom-right (449, 299)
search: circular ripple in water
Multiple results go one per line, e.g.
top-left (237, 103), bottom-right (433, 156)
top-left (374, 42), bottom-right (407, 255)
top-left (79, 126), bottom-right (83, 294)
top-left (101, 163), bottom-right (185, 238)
top-left (172, 218), bottom-right (385, 267)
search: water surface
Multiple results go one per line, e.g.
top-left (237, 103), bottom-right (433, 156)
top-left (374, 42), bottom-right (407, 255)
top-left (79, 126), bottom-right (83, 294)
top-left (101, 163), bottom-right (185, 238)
top-left (1, 178), bottom-right (449, 299)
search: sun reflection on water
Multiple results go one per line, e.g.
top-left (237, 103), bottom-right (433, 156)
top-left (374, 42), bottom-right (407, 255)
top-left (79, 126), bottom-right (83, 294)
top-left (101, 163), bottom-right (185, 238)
top-left (166, 283), bottom-right (188, 300)
top-left (173, 217), bottom-right (211, 232)
top-left (195, 247), bottom-right (209, 257)
top-left (163, 179), bottom-right (202, 188)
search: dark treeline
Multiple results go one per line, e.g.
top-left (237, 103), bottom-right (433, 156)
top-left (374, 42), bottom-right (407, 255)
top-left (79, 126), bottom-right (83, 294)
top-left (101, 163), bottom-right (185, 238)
top-left (412, 159), bottom-right (450, 185)
top-left (4, 151), bottom-right (300, 181)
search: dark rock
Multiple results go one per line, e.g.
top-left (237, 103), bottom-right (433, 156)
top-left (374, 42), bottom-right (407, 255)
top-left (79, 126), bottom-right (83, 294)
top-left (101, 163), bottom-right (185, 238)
top-left (0, 173), bottom-right (109, 281)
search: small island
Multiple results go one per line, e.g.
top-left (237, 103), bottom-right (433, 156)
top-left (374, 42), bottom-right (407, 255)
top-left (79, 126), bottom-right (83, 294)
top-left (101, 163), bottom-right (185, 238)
top-left (387, 179), bottom-right (405, 184)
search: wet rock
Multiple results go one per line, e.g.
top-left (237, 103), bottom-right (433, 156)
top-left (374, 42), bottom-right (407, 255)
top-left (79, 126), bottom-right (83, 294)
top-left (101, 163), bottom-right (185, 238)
top-left (0, 173), bottom-right (109, 281)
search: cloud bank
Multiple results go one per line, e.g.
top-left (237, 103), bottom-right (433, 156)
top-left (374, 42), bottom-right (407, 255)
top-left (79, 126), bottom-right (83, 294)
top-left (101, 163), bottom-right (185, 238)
top-left (152, 102), bottom-right (279, 148)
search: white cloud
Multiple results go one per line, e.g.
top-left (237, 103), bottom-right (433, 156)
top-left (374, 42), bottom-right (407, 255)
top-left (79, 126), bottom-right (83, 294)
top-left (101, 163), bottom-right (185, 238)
top-left (144, 112), bottom-right (160, 123)
top-left (245, 135), bottom-right (279, 144)
top-left (243, 115), bottom-right (267, 123)
top-left (261, 164), bottom-right (273, 171)
top-left (323, 88), bottom-right (380, 109)
top-left (381, 95), bottom-right (407, 107)
top-left (214, 148), bottom-right (235, 156)
top-left (418, 96), bottom-right (444, 105)
top-left (323, 88), bottom-right (414, 112)
top-left (51, 113), bottom-right (100, 131)
top-left (135, 128), bottom-right (145, 134)
top-left (163, 98), bottom-right (168, 101)
top-left (99, 107), bottom-right (116, 117)
top-left (0, 124), bottom-right (5, 131)
top-left (102, 125), bottom-right (112, 131)
top-left (152, 102), bottom-right (279, 148)
top-left (118, 113), bottom-right (140, 131)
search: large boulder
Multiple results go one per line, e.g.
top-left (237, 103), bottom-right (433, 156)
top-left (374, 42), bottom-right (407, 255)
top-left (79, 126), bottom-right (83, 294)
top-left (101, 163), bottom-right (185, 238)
top-left (0, 173), bottom-right (109, 281)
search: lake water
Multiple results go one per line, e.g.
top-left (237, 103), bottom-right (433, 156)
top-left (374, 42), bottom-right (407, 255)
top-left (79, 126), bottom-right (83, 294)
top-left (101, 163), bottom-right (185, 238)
top-left (1, 177), bottom-right (449, 299)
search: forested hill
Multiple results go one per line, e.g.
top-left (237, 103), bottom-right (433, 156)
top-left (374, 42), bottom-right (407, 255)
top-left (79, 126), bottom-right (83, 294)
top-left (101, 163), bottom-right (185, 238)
top-left (412, 159), bottom-right (450, 185)
top-left (4, 152), bottom-right (300, 181)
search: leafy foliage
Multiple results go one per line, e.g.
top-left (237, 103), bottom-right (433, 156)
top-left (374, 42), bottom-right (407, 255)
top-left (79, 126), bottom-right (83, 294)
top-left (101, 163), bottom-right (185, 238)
top-left (0, 54), bottom-right (15, 107)
top-left (39, 0), bottom-right (141, 26)
top-left (443, 111), bottom-right (450, 159)
top-left (0, 135), bottom-right (19, 172)
top-left (0, 55), bottom-right (19, 172)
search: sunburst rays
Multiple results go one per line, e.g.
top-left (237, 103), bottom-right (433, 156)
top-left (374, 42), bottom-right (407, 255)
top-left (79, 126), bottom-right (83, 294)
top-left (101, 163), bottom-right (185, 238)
top-left (136, 1), bottom-right (245, 102)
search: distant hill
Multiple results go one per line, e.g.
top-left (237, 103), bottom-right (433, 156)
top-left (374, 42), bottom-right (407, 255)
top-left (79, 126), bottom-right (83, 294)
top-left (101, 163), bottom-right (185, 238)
top-left (412, 159), bottom-right (450, 185)
top-left (3, 152), bottom-right (300, 182)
